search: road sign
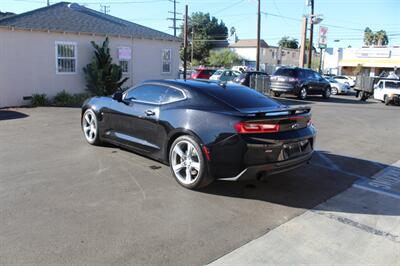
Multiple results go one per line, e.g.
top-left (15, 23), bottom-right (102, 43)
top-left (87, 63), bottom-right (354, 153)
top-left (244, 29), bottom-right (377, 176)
top-left (319, 26), bottom-right (328, 49)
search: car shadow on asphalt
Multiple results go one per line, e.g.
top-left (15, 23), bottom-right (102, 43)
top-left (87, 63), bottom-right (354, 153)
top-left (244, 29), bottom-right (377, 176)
top-left (0, 109), bottom-right (29, 121)
top-left (198, 151), bottom-right (397, 216)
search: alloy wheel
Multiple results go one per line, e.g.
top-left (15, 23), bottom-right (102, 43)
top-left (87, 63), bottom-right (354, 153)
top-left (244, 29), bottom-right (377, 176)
top-left (83, 111), bottom-right (97, 142)
top-left (171, 140), bottom-right (201, 185)
top-left (300, 88), bottom-right (307, 99)
top-left (325, 88), bottom-right (331, 98)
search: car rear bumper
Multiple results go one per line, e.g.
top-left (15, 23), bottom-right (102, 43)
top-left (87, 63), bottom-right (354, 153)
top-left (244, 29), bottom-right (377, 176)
top-left (218, 151), bottom-right (313, 181)
top-left (270, 82), bottom-right (298, 94)
top-left (207, 127), bottom-right (316, 181)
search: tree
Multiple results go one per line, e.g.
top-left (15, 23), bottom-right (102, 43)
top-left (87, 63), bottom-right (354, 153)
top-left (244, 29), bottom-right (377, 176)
top-left (278, 36), bottom-right (299, 49)
top-left (375, 30), bottom-right (389, 46)
top-left (364, 27), bottom-right (374, 46)
top-left (83, 37), bottom-right (128, 96)
top-left (207, 49), bottom-right (240, 67)
top-left (230, 26), bottom-right (236, 37)
top-left (180, 12), bottom-right (228, 64)
top-left (364, 27), bottom-right (389, 46)
top-left (353, 64), bottom-right (363, 76)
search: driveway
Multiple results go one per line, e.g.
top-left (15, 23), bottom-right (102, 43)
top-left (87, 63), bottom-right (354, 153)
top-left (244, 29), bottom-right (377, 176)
top-left (0, 95), bottom-right (399, 265)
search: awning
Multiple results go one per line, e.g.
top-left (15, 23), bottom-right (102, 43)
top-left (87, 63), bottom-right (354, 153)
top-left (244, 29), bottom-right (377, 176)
top-left (338, 58), bottom-right (400, 68)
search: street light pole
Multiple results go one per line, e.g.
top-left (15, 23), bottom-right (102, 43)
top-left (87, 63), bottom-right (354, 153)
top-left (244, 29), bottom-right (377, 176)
top-left (183, 5), bottom-right (188, 81)
top-left (307, 0), bottom-right (314, 68)
top-left (256, 0), bottom-right (261, 71)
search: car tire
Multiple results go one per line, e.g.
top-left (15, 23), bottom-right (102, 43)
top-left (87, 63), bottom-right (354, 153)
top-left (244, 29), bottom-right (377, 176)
top-left (384, 95), bottom-right (391, 105)
top-left (357, 91), bottom-right (367, 101)
top-left (322, 87), bottom-right (331, 99)
top-left (169, 135), bottom-right (213, 189)
top-left (331, 87), bottom-right (338, 95)
top-left (273, 92), bottom-right (281, 97)
top-left (298, 87), bottom-right (307, 100)
top-left (82, 109), bottom-right (101, 145)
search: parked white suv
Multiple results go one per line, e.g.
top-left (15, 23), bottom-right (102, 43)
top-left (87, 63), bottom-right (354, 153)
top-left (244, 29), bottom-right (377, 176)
top-left (373, 80), bottom-right (400, 105)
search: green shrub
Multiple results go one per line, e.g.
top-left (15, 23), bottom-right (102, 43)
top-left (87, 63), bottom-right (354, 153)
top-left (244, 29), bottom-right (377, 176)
top-left (72, 92), bottom-right (93, 106)
top-left (31, 93), bottom-right (49, 106)
top-left (54, 90), bottom-right (93, 107)
top-left (83, 37), bottom-right (128, 96)
top-left (54, 90), bottom-right (75, 106)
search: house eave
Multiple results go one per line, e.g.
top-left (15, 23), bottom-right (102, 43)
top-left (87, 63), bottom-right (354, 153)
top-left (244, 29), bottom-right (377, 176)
top-left (0, 25), bottom-right (181, 43)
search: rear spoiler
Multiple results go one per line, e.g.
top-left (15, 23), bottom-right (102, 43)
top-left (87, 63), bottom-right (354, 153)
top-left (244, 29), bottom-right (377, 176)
top-left (244, 106), bottom-right (311, 118)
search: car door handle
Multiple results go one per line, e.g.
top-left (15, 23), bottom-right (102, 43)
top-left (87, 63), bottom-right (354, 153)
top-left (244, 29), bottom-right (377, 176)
top-left (145, 110), bottom-right (156, 116)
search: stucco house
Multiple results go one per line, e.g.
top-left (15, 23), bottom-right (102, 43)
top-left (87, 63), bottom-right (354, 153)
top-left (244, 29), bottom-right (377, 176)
top-left (0, 2), bottom-right (180, 108)
top-left (229, 39), bottom-right (269, 69)
top-left (228, 39), bottom-right (302, 73)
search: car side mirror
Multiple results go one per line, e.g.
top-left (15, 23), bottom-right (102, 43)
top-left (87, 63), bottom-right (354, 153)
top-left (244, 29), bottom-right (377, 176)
top-left (113, 92), bottom-right (123, 102)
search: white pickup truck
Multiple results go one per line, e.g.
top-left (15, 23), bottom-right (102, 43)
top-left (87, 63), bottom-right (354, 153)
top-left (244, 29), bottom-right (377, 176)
top-left (373, 79), bottom-right (400, 105)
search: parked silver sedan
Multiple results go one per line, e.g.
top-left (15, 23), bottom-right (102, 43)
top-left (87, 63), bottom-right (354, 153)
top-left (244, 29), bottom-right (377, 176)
top-left (325, 77), bottom-right (351, 95)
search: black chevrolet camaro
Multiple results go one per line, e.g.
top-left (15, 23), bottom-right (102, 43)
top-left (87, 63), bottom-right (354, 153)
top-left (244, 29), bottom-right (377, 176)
top-left (81, 80), bottom-right (316, 189)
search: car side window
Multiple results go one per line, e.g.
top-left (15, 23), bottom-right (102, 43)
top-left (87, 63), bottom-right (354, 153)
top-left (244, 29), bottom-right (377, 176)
top-left (305, 70), bottom-right (315, 79)
top-left (314, 72), bottom-right (322, 80)
top-left (162, 88), bottom-right (185, 104)
top-left (124, 85), bottom-right (168, 104)
top-left (298, 70), bottom-right (306, 79)
top-left (378, 82), bottom-right (383, 89)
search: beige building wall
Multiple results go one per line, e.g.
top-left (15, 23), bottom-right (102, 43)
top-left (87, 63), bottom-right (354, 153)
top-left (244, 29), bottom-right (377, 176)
top-left (264, 47), bottom-right (300, 67)
top-left (230, 47), bottom-right (268, 65)
top-left (0, 28), bottom-right (180, 107)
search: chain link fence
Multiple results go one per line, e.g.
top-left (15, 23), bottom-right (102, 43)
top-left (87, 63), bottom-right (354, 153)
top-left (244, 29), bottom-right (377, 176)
top-left (249, 74), bottom-right (271, 95)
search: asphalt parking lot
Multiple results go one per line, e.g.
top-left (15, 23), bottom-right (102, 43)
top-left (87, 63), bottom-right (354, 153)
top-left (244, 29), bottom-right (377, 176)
top-left (1, 94), bottom-right (399, 265)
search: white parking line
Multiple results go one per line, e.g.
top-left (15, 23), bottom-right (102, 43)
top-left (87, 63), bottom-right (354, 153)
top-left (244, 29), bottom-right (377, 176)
top-left (353, 160), bottom-right (400, 200)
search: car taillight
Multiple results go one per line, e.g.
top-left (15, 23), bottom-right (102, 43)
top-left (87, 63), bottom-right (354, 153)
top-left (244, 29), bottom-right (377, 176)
top-left (191, 73), bottom-right (198, 79)
top-left (307, 117), bottom-right (313, 126)
top-left (234, 122), bottom-right (280, 133)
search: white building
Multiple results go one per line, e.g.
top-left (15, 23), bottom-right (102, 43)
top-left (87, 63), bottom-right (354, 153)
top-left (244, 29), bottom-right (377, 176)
top-left (323, 46), bottom-right (400, 77)
top-left (0, 2), bottom-right (180, 108)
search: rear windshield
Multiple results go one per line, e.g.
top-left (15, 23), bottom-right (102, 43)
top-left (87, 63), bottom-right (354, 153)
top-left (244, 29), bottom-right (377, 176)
top-left (202, 83), bottom-right (280, 109)
top-left (273, 68), bottom-right (298, 77)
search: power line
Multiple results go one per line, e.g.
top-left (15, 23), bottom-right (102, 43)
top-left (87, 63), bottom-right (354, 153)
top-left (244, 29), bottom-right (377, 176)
top-left (213, 0), bottom-right (244, 15)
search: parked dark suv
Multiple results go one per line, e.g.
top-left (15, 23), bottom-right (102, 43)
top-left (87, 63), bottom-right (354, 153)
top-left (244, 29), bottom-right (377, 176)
top-left (270, 67), bottom-right (331, 99)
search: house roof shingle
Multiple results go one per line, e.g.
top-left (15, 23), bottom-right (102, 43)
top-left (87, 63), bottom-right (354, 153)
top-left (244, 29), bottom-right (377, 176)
top-left (229, 39), bottom-right (268, 48)
top-left (0, 2), bottom-right (179, 42)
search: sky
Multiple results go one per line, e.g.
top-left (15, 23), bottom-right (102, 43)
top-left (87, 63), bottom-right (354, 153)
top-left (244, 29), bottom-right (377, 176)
top-left (1, 0), bottom-right (399, 48)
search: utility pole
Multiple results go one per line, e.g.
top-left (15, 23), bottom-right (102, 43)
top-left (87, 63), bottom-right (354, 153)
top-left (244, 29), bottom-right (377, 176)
top-left (307, 0), bottom-right (314, 68)
top-left (100, 4), bottom-right (110, 14)
top-left (47, 0), bottom-right (50, 6)
top-left (191, 27), bottom-right (194, 63)
top-left (319, 47), bottom-right (323, 72)
top-left (167, 0), bottom-right (182, 37)
top-left (256, 0), bottom-right (261, 71)
top-left (183, 5), bottom-right (188, 81)
top-left (299, 16), bottom-right (308, 67)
